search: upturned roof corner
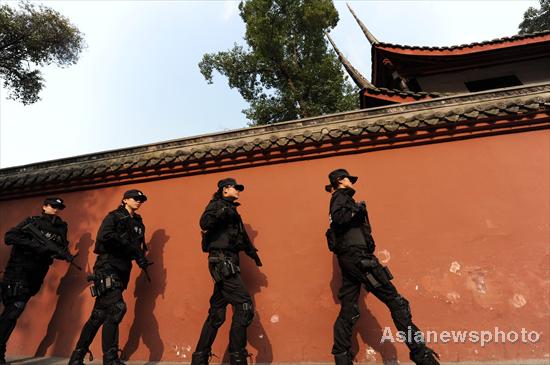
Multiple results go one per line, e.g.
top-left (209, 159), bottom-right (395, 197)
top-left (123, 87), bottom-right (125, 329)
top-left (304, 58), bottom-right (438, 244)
top-left (346, 3), bottom-right (379, 46)
top-left (324, 31), bottom-right (373, 89)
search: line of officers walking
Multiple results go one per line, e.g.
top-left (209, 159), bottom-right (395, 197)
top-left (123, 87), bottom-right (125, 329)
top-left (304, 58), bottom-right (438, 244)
top-left (0, 169), bottom-right (441, 365)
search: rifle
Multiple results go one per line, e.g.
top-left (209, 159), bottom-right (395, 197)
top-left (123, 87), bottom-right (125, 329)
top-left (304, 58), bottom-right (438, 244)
top-left (238, 221), bottom-right (262, 266)
top-left (119, 230), bottom-right (153, 282)
top-left (137, 240), bottom-right (153, 283)
top-left (21, 222), bottom-right (82, 271)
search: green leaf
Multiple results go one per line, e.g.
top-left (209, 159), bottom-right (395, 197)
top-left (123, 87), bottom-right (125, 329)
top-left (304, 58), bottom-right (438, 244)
top-left (198, 0), bottom-right (358, 125)
top-left (0, 1), bottom-right (85, 104)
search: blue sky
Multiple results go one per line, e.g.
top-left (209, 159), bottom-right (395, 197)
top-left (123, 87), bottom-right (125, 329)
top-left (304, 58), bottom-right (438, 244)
top-left (0, 0), bottom-right (537, 168)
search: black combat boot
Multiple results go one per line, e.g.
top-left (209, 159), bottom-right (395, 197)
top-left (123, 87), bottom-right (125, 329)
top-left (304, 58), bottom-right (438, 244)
top-left (191, 351), bottom-right (212, 365)
top-left (103, 347), bottom-right (125, 365)
top-left (68, 348), bottom-right (91, 365)
top-left (333, 351), bottom-right (353, 365)
top-left (229, 350), bottom-right (249, 365)
top-left (410, 346), bottom-right (440, 365)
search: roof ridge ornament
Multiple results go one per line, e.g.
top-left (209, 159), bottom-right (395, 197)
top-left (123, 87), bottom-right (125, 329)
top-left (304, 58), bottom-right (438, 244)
top-left (346, 3), bottom-right (379, 45)
top-left (324, 31), bottom-right (374, 89)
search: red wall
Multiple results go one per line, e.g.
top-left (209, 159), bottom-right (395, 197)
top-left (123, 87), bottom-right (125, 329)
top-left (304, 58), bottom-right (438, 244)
top-left (1, 130), bottom-right (548, 363)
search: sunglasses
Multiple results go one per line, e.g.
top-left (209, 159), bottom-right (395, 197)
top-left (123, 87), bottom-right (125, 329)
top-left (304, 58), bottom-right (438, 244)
top-left (130, 197), bottom-right (146, 203)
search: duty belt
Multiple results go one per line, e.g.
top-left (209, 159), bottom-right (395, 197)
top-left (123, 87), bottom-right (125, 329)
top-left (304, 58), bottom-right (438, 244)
top-left (208, 251), bottom-right (240, 282)
top-left (87, 274), bottom-right (123, 297)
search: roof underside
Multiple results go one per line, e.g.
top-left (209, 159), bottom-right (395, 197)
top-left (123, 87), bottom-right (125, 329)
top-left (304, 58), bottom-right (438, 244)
top-left (372, 31), bottom-right (550, 88)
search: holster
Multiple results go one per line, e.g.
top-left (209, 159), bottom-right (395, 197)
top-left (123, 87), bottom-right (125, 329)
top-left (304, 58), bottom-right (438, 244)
top-left (87, 274), bottom-right (123, 297)
top-left (359, 256), bottom-right (393, 289)
top-left (208, 254), bottom-right (240, 283)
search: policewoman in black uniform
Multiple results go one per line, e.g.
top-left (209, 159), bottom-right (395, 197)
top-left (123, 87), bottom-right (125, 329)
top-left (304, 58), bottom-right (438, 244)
top-left (326, 169), bottom-right (440, 365)
top-left (69, 190), bottom-right (151, 365)
top-left (1, 197), bottom-right (72, 365)
top-left (192, 178), bottom-right (262, 365)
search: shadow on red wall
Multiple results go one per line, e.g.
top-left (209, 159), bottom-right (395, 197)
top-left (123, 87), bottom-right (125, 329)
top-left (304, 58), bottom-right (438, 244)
top-left (34, 233), bottom-right (95, 357)
top-left (122, 229), bottom-right (170, 362)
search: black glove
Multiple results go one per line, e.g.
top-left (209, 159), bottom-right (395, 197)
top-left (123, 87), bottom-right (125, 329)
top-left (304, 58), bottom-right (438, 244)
top-left (136, 254), bottom-right (152, 269)
top-left (351, 201), bottom-right (366, 221)
top-left (53, 250), bottom-right (74, 262)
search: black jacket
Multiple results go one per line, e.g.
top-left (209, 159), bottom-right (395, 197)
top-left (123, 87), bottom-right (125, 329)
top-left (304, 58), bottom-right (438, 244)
top-left (93, 206), bottom-right (146, 288)
top-left (329, 188), bottom-right (375, 254)
top-left (200, 196), bottom-right (259, 260)
top-left (3, 213), bottom-right (69, 295)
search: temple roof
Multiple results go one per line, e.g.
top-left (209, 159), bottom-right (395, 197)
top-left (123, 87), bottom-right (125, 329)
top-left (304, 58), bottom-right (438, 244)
top-left (360, 87), bottom-right (449, 108)
top-left (373, 30), bottom-right (550, 55)
top-left (325, 30), bottom-right (449, 106)
top-left (371, 30), bottom-right (550, 86)
top-left (336, 5), bottom-right (550, 106)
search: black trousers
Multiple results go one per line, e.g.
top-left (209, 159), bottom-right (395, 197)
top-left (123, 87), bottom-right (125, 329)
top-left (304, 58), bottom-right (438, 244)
top-left (195, 258), bottom-right (254, 354)
top-left (332, 250), bottom-right (424, 355)
top-left (73, 289), bottom-right (127, 355)
top-left (0, 294), bottom-right (30, 354)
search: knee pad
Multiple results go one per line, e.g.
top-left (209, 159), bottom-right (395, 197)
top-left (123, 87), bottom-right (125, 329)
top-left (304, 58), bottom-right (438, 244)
top-left (107, 301), bottom-right (127, 324)
top-left (4, 301), bottom-right (26, 320)
top-left (233, 302), bottom-right (254, 327)
top-left (207, 306), bottom-right (227, 329)
top-left (90, 308), bottom-right (107, 326)
top-left (339, 303), bottom-right (360, 326)
top-left (388, 295), bottom-right (410, 312)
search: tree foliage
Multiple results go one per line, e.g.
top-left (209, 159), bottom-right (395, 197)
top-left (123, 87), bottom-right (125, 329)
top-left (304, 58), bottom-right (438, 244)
top-left (0, 1), bottom-right (85, 104)
top-left (199, 0), bottom-right (357, 125)
top-left (518, 0), bottom-right (550, 34)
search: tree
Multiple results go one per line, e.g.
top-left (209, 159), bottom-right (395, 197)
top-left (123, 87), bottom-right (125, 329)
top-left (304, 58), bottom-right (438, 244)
top-left (0, 1), bottom-right (85, 105)
top-left (199, 0), bottom-right (357, 125)
top-left (518, 0), bottom-right (550, 34)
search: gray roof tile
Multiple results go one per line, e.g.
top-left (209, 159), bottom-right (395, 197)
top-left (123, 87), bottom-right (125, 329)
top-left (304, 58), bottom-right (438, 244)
top-left (1, 83), bottom-right (549, 199)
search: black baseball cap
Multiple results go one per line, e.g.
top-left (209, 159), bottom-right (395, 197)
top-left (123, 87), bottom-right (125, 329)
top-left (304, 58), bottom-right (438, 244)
top-left (328, 169), bottom-right (358, 187)
top-left (123, 189), bottom-right (148, 202)
top-left (217, 178), bottom-right (244, 191)
top-left (43, 197), bottom-right (66, 210)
